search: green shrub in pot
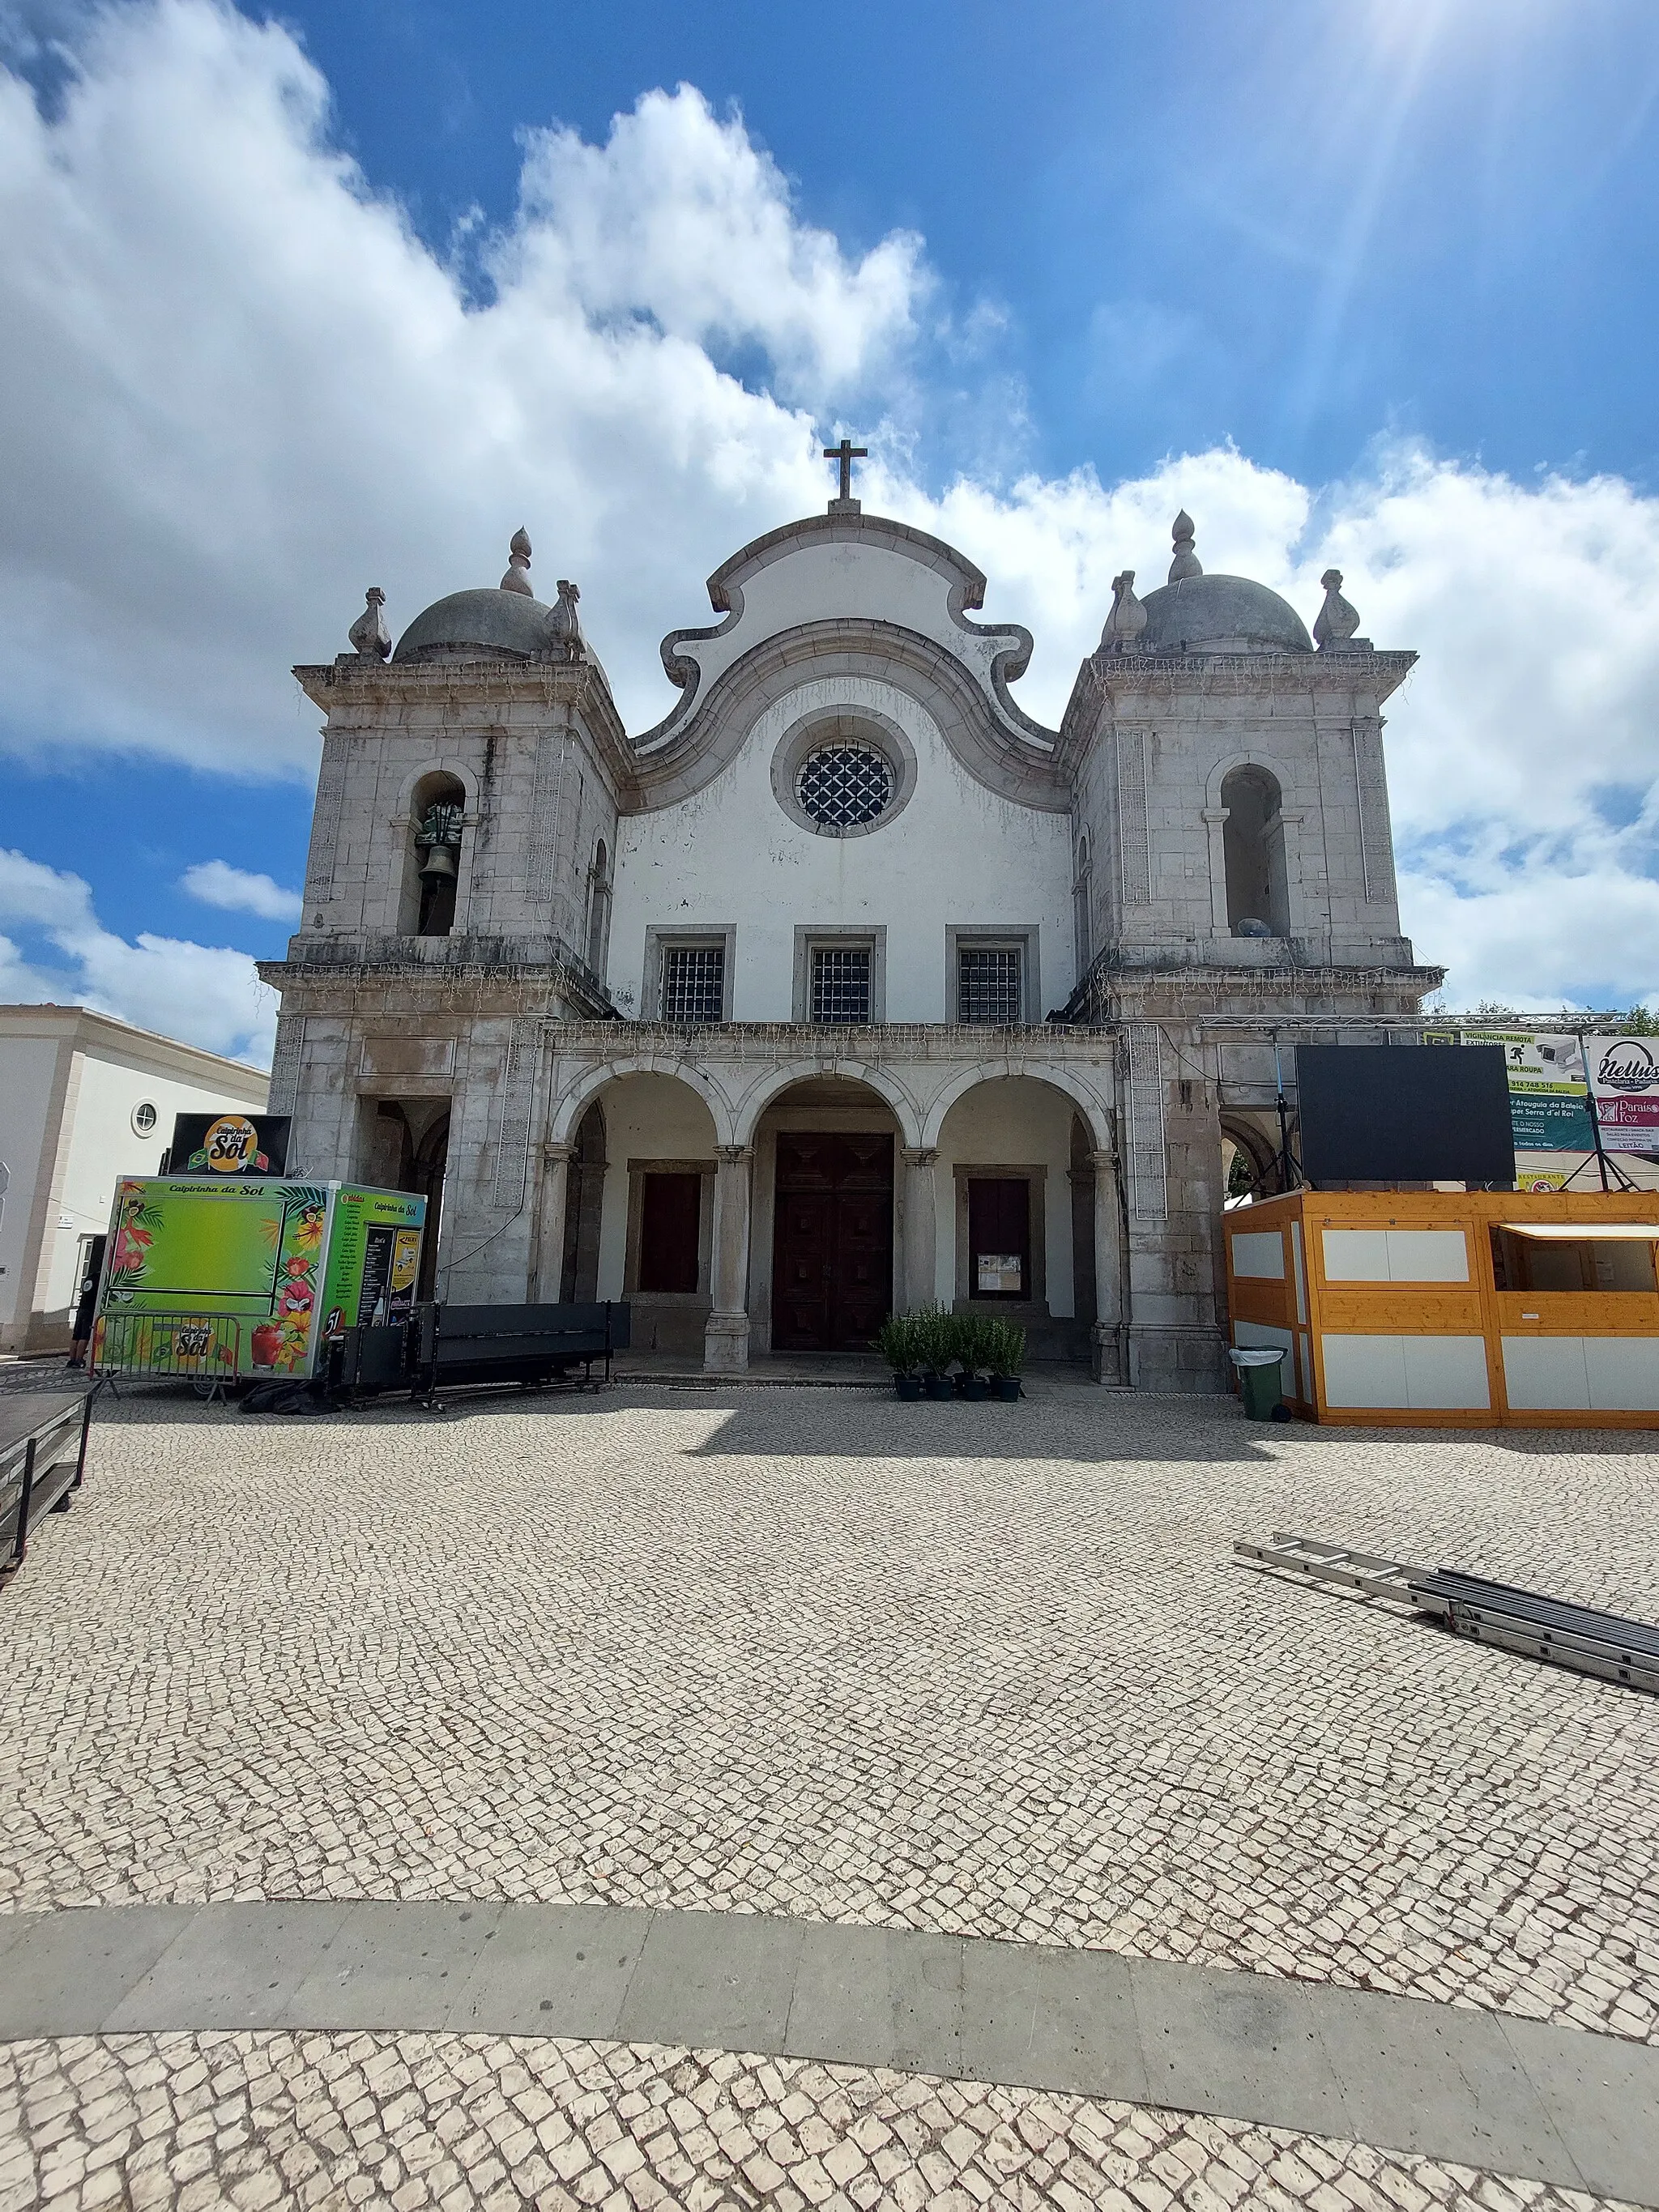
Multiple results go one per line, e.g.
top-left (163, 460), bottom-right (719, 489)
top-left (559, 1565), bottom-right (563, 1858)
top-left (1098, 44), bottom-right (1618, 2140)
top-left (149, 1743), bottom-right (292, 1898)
top-left (875, 1312), bottom-right (920, 1376)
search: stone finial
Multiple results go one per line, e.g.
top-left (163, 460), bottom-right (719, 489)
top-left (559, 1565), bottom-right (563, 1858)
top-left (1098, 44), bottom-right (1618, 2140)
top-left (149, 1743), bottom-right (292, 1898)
top-left (500, 527), bottom-right (534, 596)
top-left (1098, 569), bottom-right (1147, 654)
top-left (1313, 567), bottom-right (1360, 650)
top-left (549, 578), bottom-right (584, 660)
top-left (1168, 511), bottom-right (1202, 582)
top-left (348, 586), bottom-right (391, 659)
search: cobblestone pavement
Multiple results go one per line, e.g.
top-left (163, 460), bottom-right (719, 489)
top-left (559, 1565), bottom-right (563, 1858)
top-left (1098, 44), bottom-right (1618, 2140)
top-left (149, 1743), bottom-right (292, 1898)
top-left (2, 1387), bottom-right (1657, 2046)
top-left (0, 2028), bottom-right (1642, 2212)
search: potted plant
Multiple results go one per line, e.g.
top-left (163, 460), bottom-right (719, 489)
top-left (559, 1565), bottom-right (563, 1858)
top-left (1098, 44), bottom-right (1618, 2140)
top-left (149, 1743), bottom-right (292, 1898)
top-left (915, 1305), bottom-right (957, 1398)
top-left (953, 1311), bottom-right (992, 1400)
top-left (876, 1312), bottom-right (923, 1400)
top-left (987, 1319), bottom-right (1026, 1400)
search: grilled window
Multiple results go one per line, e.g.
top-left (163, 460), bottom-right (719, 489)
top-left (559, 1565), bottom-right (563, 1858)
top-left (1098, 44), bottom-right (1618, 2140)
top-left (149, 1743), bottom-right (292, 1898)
top-left (797, 742), bottom-right (892, 829)
top-left (810, 945), bottom-right (872, 1024)
top-left (659, 944), bottom-right (726, 1023)
top-left (957, 945), bottom-right (1023, 1025)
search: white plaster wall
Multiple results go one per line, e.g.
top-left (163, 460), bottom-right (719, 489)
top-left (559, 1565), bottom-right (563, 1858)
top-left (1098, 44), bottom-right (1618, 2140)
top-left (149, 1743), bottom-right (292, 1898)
top-left (0, 1037), bottom-right (59, 1336)
top-left (933, 1077), bottom-right (1080, 1315)
top-left (652, 539), bottom-right (1006, 726)
top-left (45, 1051), bottom-right (267, 1313)
top-left (612, 675), bottom-right (1073, 1021)
top-left (591, 1075), bottom-right (718, 1302)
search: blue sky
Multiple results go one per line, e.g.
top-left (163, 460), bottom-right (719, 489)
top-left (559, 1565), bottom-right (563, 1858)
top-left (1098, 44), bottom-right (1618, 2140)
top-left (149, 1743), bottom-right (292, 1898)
top-left (2, 0), bottom-right (1659, 1059)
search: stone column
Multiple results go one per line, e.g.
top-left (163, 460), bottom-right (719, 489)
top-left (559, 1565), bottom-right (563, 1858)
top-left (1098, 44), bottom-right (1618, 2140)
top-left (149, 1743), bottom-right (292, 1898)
top-left (1089, 1145), bottom-right (1128, 1384)
top-left (900, 1146), bottom-right (939, 1311)
top-left (1201, 807), bottom-right (1230, 933)
top-left (531, 1141), bottom-right (573, 1305)
top-left (704, 1144), bottom-right (753, 1373)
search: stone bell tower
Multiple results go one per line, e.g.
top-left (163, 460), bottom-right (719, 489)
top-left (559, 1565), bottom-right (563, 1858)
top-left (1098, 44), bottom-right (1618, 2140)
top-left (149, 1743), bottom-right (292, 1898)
top-left (1059, 515), bottom-right (1442, 1390)
top-left (263, 532), bottom-right (629, 1299)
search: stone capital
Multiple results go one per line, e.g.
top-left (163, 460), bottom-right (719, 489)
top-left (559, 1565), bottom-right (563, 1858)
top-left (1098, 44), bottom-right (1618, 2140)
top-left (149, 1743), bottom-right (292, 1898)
top-left (902, 1146), bottom-right (940, 1169)
top-left (714, 1144), bottom-right (752, 1166)
top-left (542, 1140), bottom-right (575, 1167)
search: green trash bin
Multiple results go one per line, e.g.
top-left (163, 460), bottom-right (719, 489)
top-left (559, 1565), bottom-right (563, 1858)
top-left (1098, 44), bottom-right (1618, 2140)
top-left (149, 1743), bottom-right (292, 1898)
top-left (1229, 1346), bottom-right (1286, 1420)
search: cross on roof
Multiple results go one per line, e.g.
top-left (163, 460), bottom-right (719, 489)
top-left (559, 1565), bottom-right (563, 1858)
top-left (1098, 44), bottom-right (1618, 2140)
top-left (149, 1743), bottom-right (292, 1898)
top-left (823, 436), bottom-right (868, 503)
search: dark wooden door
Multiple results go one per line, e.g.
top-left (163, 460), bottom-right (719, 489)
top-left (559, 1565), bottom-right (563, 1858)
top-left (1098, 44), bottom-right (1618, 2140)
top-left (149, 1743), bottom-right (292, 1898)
top-left (638, 1171), bottom-right (702, 1293)
top-left (966, 1177), bottom-right (1030, 1299)
top-left (773, 1133), bottom-right (893, 1350)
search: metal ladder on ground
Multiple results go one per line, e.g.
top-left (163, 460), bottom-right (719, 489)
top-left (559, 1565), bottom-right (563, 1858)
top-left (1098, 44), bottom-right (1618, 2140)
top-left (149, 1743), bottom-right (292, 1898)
top-left (1235, 1531), bottom-right (1659, 1696)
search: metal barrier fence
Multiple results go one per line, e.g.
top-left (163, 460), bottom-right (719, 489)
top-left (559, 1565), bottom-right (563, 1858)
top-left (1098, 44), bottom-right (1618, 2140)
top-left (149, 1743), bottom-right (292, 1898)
top-left (93, 1311), bottom-right (245, 1382)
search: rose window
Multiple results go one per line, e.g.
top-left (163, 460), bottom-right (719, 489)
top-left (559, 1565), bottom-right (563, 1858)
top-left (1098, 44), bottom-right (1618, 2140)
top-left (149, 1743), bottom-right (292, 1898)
top-left (796, 742), bottom-right (892, 829)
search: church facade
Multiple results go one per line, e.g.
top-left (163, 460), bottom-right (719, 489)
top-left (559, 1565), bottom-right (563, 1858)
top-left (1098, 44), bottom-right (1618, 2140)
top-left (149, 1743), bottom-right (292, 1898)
top-left (262, 473), bottom-right (1440, 1389)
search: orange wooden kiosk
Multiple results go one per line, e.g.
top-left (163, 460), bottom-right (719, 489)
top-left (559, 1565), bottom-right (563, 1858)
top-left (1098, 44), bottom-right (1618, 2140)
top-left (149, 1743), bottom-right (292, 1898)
top-left (1224, 1188), bottom-right (1659, 1427)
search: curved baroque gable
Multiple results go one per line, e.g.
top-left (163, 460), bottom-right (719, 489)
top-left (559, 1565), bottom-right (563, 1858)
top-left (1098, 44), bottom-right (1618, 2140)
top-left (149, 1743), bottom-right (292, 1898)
top-left (631, 511), bottom-right (1062, 810)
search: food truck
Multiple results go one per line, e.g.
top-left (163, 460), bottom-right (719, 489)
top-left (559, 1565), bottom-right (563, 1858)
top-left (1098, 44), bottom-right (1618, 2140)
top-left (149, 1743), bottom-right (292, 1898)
top-left (91, 1176), bottom-right (425, 1385)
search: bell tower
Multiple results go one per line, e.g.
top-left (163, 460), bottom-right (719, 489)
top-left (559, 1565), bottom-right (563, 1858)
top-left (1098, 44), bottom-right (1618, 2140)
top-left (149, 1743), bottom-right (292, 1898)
top-left (1059, 515), bottom-right (1443, 1390)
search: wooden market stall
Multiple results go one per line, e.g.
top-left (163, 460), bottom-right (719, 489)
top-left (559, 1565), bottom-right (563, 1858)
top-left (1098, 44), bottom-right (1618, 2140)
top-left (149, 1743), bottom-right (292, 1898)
top-left (1223, 1187), bottom-right (1659, 1427)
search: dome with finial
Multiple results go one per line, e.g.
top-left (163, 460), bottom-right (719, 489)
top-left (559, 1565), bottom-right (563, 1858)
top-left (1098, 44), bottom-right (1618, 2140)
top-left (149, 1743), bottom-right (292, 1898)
top-left (1137, 512), bottom-right (1314, 656)
top-left (394, 529), bottom-right (557, 661)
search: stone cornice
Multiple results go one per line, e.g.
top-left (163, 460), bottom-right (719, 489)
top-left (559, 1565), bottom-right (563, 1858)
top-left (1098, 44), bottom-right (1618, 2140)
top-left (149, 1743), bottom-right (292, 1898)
top-left (292, 654), bottom-right (633, 777)
top-left (1057, 648), bottom-right (1418, 765)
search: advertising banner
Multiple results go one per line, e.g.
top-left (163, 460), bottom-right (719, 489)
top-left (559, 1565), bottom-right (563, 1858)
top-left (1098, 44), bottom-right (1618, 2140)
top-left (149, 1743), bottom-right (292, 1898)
top-left (318, 1186), bottom-right (425, 1334)
top-left (1584, 1034), bottom-right (1659, 1135)
top-left (167, 1111), bottom-right (292, 1176)
top-left (1424, 1029), bottom-right (1596, 1151)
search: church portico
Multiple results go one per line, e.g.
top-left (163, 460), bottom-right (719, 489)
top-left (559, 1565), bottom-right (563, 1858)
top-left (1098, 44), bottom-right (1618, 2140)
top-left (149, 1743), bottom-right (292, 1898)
top-left (534, 1022), bottom-right (1120, 1372)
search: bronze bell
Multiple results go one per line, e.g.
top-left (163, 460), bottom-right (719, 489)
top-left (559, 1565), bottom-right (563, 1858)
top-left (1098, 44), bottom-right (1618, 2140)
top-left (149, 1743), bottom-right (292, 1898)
top-left (417, 842), bottom-right (458, 886)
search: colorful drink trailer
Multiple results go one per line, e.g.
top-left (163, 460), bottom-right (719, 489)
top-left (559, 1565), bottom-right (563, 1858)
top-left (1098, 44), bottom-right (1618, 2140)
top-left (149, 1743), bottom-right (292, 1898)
top-left (1225, 1188), bottom-right (1659, 1428)
top-left (92, 1178), bottom-right (425, 1385)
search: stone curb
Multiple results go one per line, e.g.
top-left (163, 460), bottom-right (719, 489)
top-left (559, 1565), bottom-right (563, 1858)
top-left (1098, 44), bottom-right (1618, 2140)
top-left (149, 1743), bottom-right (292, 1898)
top-left (0, 1903), bottom-right (1653, 2202)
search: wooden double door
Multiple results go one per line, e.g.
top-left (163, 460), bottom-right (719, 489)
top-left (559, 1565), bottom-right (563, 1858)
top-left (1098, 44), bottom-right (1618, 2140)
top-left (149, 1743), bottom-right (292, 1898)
top-left (772, 1132), bottom-right (894, 1351)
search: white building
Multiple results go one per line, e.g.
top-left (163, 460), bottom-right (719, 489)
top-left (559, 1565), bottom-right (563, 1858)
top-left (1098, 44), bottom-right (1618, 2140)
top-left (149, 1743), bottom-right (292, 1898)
top-left (0, 1004), bottom-right (269, 1355)
top-left (263, 482), bottom-right (1439, 1387)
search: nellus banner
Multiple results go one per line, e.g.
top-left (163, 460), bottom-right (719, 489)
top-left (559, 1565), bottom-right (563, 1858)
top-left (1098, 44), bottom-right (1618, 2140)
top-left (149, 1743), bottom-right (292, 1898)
top-left (1585, 1035), bottom-right (1659, 1133)
top-left (1424, 1029), bottom-right (1596, 1151)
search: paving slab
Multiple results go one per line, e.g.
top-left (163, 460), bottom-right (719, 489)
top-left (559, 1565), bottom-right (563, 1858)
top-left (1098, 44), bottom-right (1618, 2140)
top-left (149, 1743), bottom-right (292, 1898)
top-left (281, 1900), bottom-right (501, 2030)
top-left (1130, 1955), bottom-right (1351, 2137)
top-left (101, 1900), bottom-right (350, 2031)
top-left (787, 1919), bottom-right (962, 2073)
top-left (959, 1933), bottom-right (1147, 2101)
top-left (615, 1905), bottom-right (804, 2053)
top-left (0, 1905), bottom-right (198, 2035)
top-left (1499, 2011), bottom-right (1659, 2204)
top-left (450, 1900), bottom-right (654, 2035)
top-left (1317, 1986), bottom-right (1579, 2184)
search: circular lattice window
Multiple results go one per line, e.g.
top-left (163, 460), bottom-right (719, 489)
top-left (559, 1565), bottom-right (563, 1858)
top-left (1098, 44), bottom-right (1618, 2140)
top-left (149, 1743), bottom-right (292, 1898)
top-left (796, 742), bottom-right (893, 830)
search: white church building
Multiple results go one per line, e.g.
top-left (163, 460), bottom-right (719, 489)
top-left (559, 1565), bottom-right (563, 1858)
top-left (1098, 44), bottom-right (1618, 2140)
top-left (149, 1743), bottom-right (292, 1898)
top-left (262, 459), bottom-right (1439, 1387)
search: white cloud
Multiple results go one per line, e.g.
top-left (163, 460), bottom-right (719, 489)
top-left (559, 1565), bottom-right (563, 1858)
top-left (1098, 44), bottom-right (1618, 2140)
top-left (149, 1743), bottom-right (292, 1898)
top-left (180, 859), bottom-right (301, 922)
top-left (0, 0), bottom-right (1657, 1009)
top-left (0, 847), bottom-right (274, 1063)
top-left (510, 87), bottom-right (926, 404)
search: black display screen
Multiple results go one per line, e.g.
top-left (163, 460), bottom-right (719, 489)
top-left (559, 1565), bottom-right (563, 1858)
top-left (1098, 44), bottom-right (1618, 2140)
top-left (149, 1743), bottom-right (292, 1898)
top-left (1295, 1046), bottom-right (1515, 1186)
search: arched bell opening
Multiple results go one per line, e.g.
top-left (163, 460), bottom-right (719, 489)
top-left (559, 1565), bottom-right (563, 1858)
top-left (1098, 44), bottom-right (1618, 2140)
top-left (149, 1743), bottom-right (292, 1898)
top-left (585, 838), bottom-right (612, 978)
top-left (1220, 765), bottom-right (1288, 937)
top-left (402, 771), bottom-right (467, 938)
